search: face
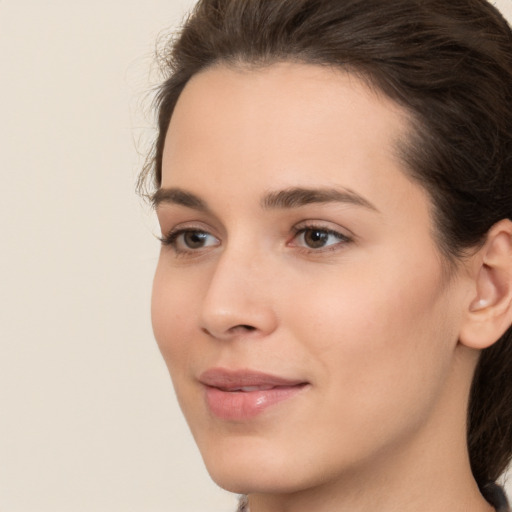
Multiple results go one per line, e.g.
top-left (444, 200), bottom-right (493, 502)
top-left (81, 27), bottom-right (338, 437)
top-left (152, 63), bottom-right (470, 494)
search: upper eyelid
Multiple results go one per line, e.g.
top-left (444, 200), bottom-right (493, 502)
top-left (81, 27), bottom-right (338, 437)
top-left (159, 219), bottom-right (219, 235)
top-left (161, 225), bottom-right (217, 240)
top-left (292, 220), bottom-right (356, 239)
top-left (294, 226), bottom-right (350, 238)
top-left (155, 203), bottom-right (223, 231)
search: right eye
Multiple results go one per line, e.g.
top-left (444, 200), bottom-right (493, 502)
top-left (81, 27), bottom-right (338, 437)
top-left (160, 229), bottom-right (220, 253)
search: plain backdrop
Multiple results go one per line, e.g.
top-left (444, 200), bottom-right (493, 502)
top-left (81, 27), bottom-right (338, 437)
top-left (0, 1), bottom-right (511, 511)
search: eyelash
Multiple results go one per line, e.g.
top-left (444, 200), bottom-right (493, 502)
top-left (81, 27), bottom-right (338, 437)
top-left (159, 224), bottom-right (352, 255)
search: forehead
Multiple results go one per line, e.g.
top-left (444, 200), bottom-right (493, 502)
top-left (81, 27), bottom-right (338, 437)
top-left (164, 62), bottom-right (409, 167)
top-left (161, 62), bottom-right (420, 215)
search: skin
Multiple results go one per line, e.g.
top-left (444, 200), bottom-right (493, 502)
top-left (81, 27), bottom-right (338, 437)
top-left (151, 62), bottom-right (498, 512)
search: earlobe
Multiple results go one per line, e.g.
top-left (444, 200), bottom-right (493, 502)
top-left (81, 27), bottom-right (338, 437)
top-left (459, 219), bottom-right (512, 350)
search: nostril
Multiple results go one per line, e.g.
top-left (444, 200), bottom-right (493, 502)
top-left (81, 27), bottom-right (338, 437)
top-left (239, 325), bottom-right (256, 331)
top-left (230, 324), bottom-right (257, 334)
top-left (201, 324), bottom-right (257, 339)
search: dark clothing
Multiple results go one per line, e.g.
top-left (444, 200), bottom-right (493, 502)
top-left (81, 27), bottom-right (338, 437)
top-left (482, 482), bottom-right (511, 512)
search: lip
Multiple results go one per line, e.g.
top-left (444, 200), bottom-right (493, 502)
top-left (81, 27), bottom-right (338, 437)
top-left (199, 368), bottom-right (309, 421)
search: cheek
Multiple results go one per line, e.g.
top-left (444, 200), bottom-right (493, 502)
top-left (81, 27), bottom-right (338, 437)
top-left (304, 245), bottom-right (450, 347)
top-left (287, 251), bottom-right (456, 421)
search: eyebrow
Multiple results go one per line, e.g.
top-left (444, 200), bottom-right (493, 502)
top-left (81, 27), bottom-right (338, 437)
top-left (152, 186), bottom-right (378, 213)
top-left (261, 187), bottom-right (379, 212)
top-left (152, 188), bottom-right (209, 211)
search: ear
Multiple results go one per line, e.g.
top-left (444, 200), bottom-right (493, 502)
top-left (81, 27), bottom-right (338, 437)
top-left (459, 219), bottom-right (512, 349)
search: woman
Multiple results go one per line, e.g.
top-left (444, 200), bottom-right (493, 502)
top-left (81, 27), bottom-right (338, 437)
top-left (140, 0), bottom-right (512, 510)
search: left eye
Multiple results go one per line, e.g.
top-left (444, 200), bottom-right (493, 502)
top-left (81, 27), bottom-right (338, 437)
top-left (294, 227), bottom-right (350, 249)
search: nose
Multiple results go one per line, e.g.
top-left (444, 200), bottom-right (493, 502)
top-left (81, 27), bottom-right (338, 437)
top-left (199, 244), bottom-right (278, 341)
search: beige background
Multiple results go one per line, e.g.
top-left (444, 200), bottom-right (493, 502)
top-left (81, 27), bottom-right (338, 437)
top-left (0, 1), bottom-right (510, 511)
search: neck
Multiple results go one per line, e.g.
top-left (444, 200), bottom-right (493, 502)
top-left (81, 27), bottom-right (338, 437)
top-left (247, 442), bottom-right (492, 512)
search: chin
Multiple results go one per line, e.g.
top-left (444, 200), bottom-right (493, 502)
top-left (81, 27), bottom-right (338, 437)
top-left (197, 436), bottom-right (324, 495)
top-left (207, 463), bottom-right (305, 495)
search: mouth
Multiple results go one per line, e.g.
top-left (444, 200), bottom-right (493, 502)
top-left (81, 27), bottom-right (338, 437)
top-left (199, 368), bottom-right (309, 421)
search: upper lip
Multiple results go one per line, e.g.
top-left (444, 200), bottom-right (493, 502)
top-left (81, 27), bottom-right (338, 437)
top-left (199, 368), bottom-right (307, 390)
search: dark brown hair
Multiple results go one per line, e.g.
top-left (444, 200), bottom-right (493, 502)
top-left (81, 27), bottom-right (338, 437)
top-left (140, 0), bottom-right (512, 488)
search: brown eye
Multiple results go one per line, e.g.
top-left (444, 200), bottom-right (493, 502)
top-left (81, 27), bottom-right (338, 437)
top-left (160, 229), bottom-right (220, 252)
top-left (303, 229), bottom-right (331, 248)
top-left (183, 231), bottom-right (210, 249)
top-left (293, 227), bottom-right (351, 250)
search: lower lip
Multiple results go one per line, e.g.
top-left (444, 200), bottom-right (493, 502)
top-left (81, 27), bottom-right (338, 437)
top-left (204, 384), bottom-right (308, 421)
